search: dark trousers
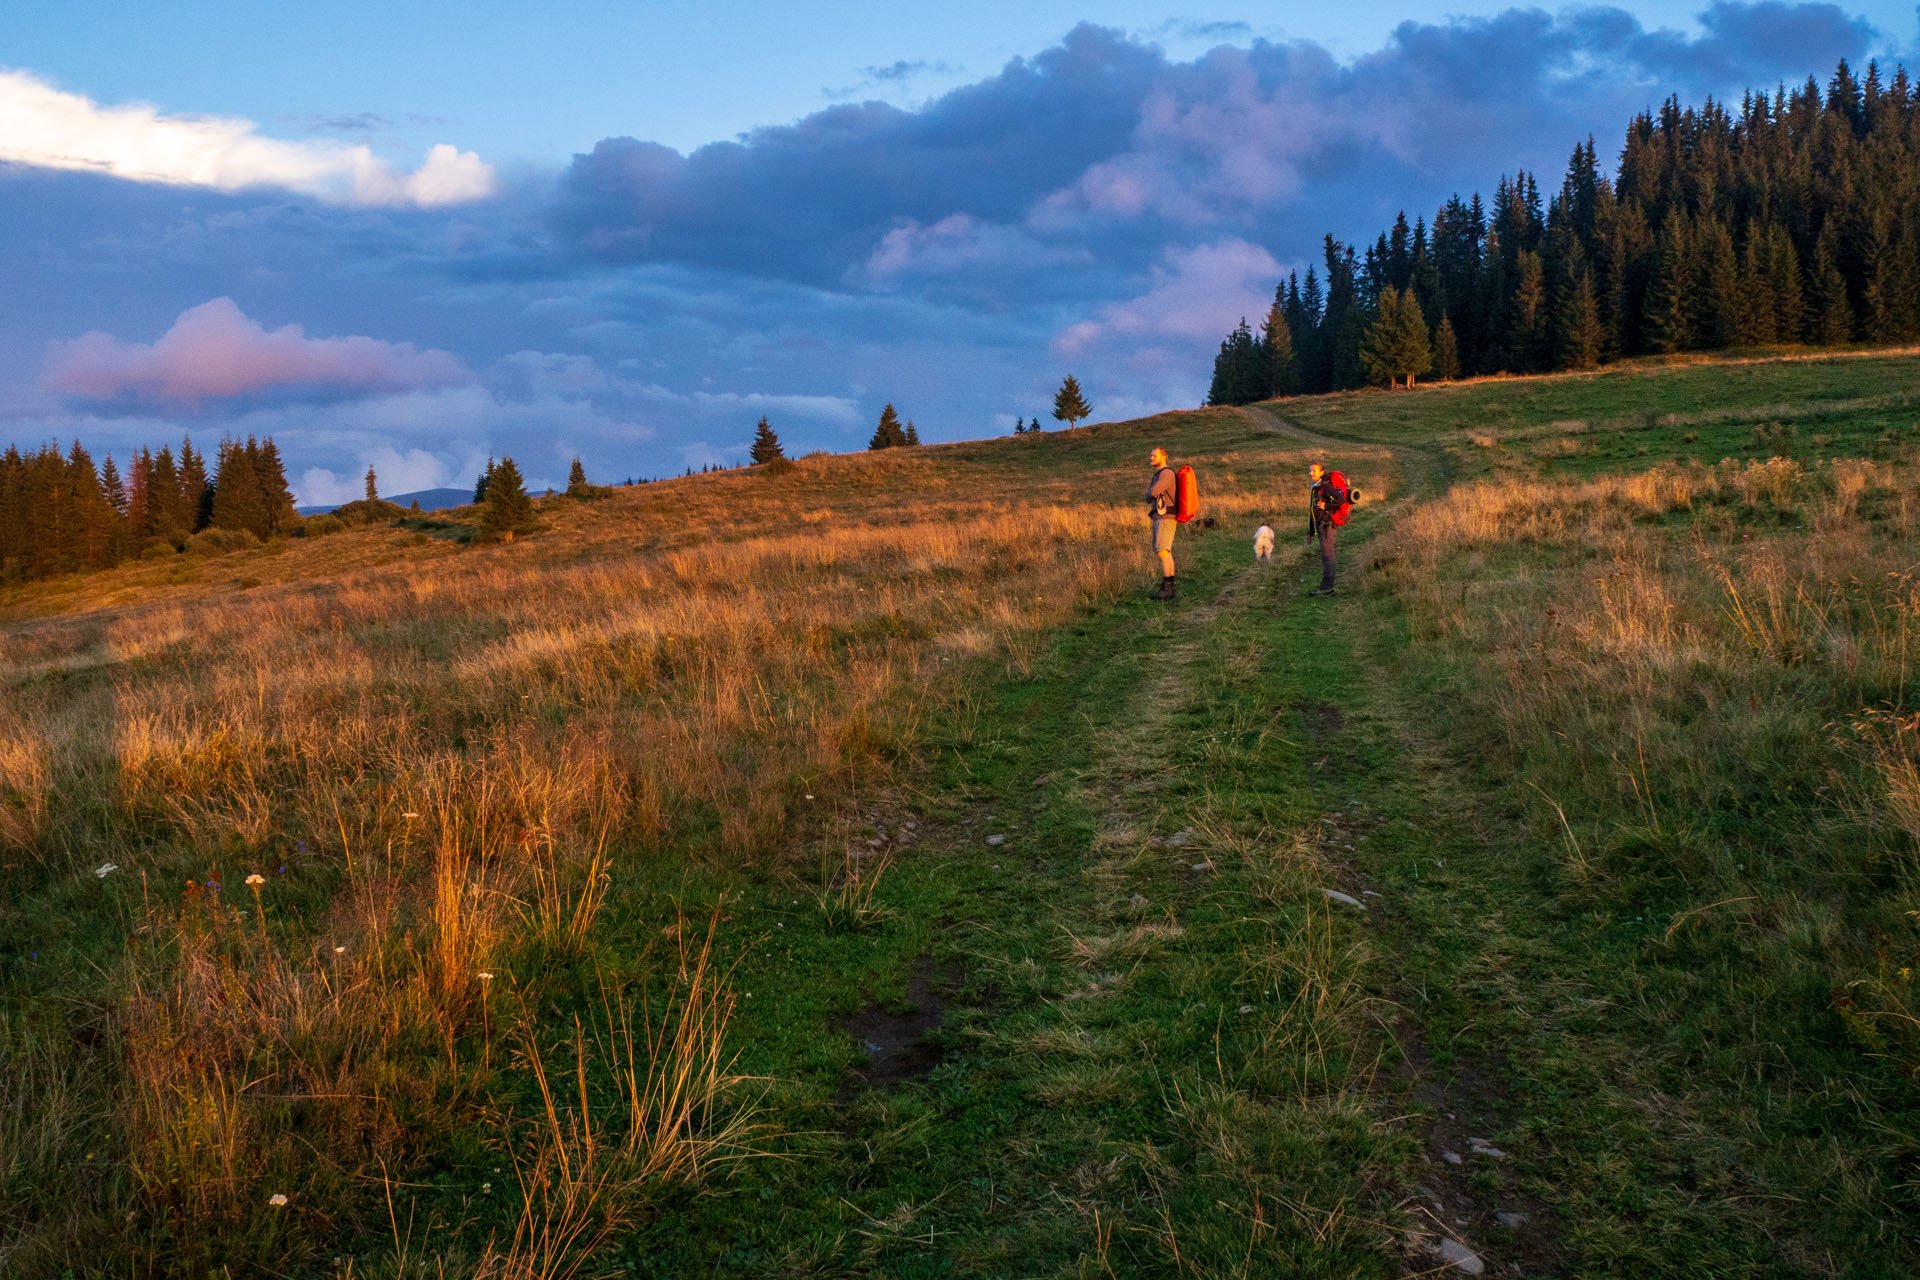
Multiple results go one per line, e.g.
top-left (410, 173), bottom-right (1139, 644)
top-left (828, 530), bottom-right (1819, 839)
top-left (1317, 523), bottom-right (1337, 589)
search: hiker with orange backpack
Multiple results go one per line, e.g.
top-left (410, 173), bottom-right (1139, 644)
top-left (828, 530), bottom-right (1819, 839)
top-left (1145, 448), bottom-right (1198, 600)
top-left (1147, 448), bottom-right (1178, 599)
top-left (1306, 463), bottom-right (1357, 596)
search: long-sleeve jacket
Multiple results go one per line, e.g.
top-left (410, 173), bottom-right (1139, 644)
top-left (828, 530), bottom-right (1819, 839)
top-left (1147, 466), bottom-right (1175, 516)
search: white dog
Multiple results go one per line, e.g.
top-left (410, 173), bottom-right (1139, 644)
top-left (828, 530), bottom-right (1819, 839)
top-left (1252, 525), bottom-right (1274, 561)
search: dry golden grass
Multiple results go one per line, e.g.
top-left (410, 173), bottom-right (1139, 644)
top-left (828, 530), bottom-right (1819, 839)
top-left (0, 409), bottom-right (1315, 1274)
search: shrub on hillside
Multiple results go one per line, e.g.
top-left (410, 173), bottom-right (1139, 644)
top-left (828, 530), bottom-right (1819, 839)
top-left (187, 527), bottom-right (261, 556)
top-left (331, 498), bottom-right (408, 526)
top-left (138, 538), bottom-right (176, 561)
top-left (299, 514), bottom-right (345, 538)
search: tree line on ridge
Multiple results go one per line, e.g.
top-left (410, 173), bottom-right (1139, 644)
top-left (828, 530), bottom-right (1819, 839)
top-left (1208, 59), bottom-right (1920, 402)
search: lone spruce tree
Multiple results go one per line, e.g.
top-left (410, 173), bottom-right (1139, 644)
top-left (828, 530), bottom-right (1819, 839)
top-left (750, 417), bottom-right (785, 464)
top-left (903, 420), bottom-right (920, 446)
top-left (1052, 375), bottom-right (1090, 429)
top-left (567, 457), bottom-right (589, 494)
top-left (479, 456), bottom-right (534, 540)
top-left (364, 466), bottom-right (378, 502)
top-left (869, 404), bottom-right (906, 450)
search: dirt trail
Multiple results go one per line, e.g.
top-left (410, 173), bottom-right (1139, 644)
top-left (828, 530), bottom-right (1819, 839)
top-left (1242, 401), bottom-right (1449, 502)
top-left (1236, 401), bottom-right (1563, 1276)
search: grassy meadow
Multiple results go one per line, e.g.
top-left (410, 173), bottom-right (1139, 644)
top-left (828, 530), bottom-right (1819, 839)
top-left (5, 349), bottom-right (1920, 1276)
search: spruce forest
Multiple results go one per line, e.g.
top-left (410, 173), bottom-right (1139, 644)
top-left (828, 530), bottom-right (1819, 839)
top-left (0, 436), bottom-right (298, 583)
top-left (1207, 59), bottom-right (1920, 403)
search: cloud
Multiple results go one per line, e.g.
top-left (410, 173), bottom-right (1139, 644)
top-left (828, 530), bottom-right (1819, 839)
top-left (1052, 238), bottom-right (1281, 379)
top-left (856, 213), bottom-right (1094, 290)
top-left (824, 59), bottom-right (963, 101)
top-left (555, 6), bottom-right (1876, 298)
top-left (557, 24), bottom-right (1164, 283)
top-left (46, 297), bottom-right (472, 406)
top-left (0, 68), bottom-right (496, 206)
top-left (867, 59), bottom-right (958, 83)
top-left (1, 4), bottom-right (1895, 499)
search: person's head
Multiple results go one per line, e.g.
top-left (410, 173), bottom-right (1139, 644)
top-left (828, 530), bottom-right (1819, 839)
top-left (1149, 447), bottom-right (1168, 469)
top-left (1309, 463), bottom-right (1324, 483)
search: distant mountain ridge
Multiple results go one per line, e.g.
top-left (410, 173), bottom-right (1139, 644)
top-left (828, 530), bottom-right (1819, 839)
top-left (298, 487), bottom-right (472, 516)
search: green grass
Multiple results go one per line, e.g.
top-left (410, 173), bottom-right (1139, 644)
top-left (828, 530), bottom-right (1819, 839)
top-left (1273, 349), bottom-right (1920, 482)
top-left (7, 350), bottom-right (1920, 1275)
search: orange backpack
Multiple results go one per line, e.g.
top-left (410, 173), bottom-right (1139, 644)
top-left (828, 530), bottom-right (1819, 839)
top-left (1174, 465), bottom-right (1199, 523)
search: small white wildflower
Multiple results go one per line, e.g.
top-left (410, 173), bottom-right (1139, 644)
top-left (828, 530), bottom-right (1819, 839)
top-left (477, 971), bottom-right (494, 982)
top-left (804, 794), bottom-right (815, 800)
top-left (95, 863), bottom-right (118, 878)
top-left (245, 873), bottom-right (265, 887)
top-left (482, 1182), bottom-right (492, 1195)
top-left (269, 1193), bottom-right (288, 1206)
top-left (402, 812), bottom-right (419, 819)
top-left (334, 945), bottom-right (346, 954)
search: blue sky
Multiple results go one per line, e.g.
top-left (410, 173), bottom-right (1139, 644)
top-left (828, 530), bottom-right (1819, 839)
top-left (2, 3), bottom-right (1913, 500)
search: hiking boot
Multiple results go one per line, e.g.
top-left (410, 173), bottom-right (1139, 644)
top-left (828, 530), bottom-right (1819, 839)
top-left (1307, 585), bottom-right (1335, 597)
top-left (1156, 575), bottom-right (1178, 600)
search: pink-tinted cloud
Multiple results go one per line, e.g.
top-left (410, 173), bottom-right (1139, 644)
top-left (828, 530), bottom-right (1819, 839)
top-left (1053, 238), bottom-right (1281, 357)
top-left (46, 298), bottom-right (471, 405)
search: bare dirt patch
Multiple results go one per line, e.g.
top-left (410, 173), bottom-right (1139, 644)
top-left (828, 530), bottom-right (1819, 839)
top-left (840, 955), bottom-right (961, 1097)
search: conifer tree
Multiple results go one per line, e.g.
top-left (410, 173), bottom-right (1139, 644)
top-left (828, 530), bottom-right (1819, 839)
top-left (1560, 272), bottom-right (1605, 369)
top-left (20, 446), bottom-right (68, 579)
top-left (1052, 374), bottom-right (1091, 428)
top-left (256, 438), bottom-right (296, 535)
top-left (749, 417), bottom-right (785, 463)
top-left (1810, 230), bottom-right (1854, 344)
top-left (1867, 215), bottom-right (1919, 342)
top-left (1360, 287), bottom-right (1433, 387)
top-left (1643, 210), bottom-right (1695, 353)
top-left (474, 457), bottom-right (495, 505)
top-left (212, 437), bottom-right (266, 537)
top-left (66, 442), bottom-right (116, 572)
top-left (868, 404), bottom-right (906, 450)
top-left (1029, 411), bottom-right (1044, 431)
top-left (148, 447), bottom-right (188, 547)
top-left (101, 455), bottom-right (127, 518)
top-left (1765, 224), bottom-right (1805, 341)
top-left (364, 466), bottom-right (379, 502)
top-left (1206, 320), bottom-right (1267, 405)
top-left (1693, 219), bottom-right (1741, 349)
top-left (903, 420), bottom-right (920, 446)
top-left (1432, 316), bottom-right (1462, 380)
top-left (126, 449), bottom-right (153, 541)
top-left (1735, 233), bottom-right (1777, 345)
top-left (1013, 417), bottom-right (1025, 435)
top-left (100, 453), bottom-right (130, 563)
top-left (567, 456), bottom-right (589, 492)
top-left (179, 438), bottom-right (211, 534)
top-left (0, 446), bottom-right (23, 580)
top-left (479, 456), bottom-right (533, 538)
top-left (1263, 300), bottom-right (1299, 397)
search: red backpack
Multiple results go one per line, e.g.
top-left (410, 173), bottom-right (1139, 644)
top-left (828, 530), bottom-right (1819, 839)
top-left (1174, 465), bottom-right (1199, 523)
top-left (1317, 471), bottom-right (1353, 527)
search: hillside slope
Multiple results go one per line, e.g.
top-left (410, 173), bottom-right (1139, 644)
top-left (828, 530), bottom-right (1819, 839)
top-left (4, 351), bottom-right (1919, 1276)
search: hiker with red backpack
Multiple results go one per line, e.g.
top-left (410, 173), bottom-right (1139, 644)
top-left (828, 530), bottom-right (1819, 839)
top-left (1146, 448), bottom-right (1199, 600)
top-left (1306, 463), bottom-right (1356, 596)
